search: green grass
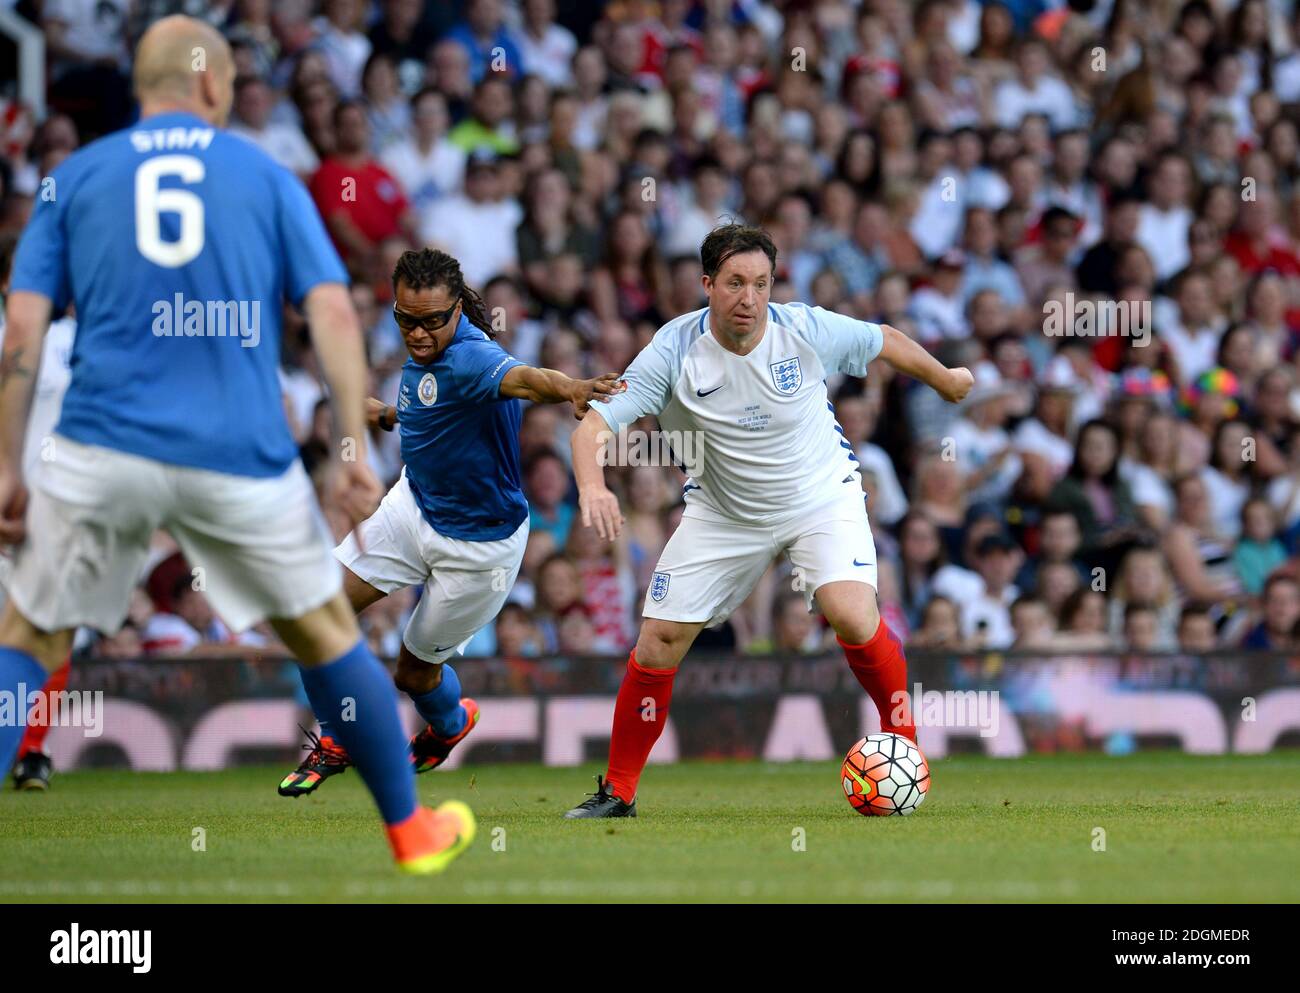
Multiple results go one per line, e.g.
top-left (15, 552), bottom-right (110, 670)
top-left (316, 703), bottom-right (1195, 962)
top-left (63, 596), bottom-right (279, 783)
top-left (1, 754), bottom-right (1297, 903)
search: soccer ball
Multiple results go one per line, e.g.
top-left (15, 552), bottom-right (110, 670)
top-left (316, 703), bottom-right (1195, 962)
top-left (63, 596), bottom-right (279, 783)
top-left (841, 733), bottom-right (929, 816)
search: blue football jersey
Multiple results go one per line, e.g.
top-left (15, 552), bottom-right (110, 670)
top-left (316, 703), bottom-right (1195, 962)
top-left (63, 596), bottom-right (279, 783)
top-left (396, 314), bottom-right (527, 541)
top-left (9, 111), bottom-right (347, 478)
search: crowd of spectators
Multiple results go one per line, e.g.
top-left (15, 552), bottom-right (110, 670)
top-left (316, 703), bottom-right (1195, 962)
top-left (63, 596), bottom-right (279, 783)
top-left (4, 0), bottom-right (1300, 660)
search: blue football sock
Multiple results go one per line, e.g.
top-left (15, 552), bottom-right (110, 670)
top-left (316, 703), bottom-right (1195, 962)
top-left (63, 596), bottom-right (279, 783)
top-left (297, 640), bottom-right (415, 825)
top-left (408, 663), bottom-right (466, 738)
top-left (0, 647), bottom-right (50, 773)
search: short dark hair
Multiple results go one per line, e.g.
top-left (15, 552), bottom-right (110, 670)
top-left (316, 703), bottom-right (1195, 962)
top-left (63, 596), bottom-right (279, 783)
top-left (171, 573), bottom-right (198, 603)
top-left (634, 127), bottom-right (669, 151)
top-left (1123, 602), bottom-right (1157, 623)
top-left (1041, 507), bottom-right (1080, 527)
top-left (699, 224), bottom-right (777, 279)
top-left (1041, 205), bottom-right (1079, 230)
top-left (1010, 594), bottom-right (1044, 615)
top-left (1057, 587), bottom-right (1099, 628)
top-left (690, 153), bottom-right (724, 178)
top-left (332, 98), bottom-right (366, 129)
top-left (1262, 572), bottom-right (1299, 598)
top-left (483, 273), bottom-right (521, 296)
top-left (496, 602), bottom-right (531, 625)
top-left (771, 590), bottom-right (807, 623)
top-left (916, 128), bottom-right (950, 152)
top-left (475, 74), bottom-right (510, 95)
top-left (523, 448), bottom-right (566, 478)
top-left (234, 74), bottom-right (269, 95)
top-left (411, 85), bottom-right (446, 108)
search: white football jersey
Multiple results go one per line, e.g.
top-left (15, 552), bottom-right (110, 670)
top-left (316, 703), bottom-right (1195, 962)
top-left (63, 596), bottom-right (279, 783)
top-left (595, 302), bottom-right (884, 524)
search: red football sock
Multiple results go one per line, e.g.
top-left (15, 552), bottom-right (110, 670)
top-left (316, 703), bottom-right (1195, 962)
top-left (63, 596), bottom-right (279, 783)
top-left (605, 650), bottom-right (676, 802)
top-left (839, 623), bottom-right (916, 741)
top-left (18, 658), bottom-right (71, 758)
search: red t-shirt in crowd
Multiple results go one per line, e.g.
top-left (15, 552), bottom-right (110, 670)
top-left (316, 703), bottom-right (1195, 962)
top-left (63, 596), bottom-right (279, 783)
top-left (309, 157), bottom-right (408, 257)
top-left (580, 562), bottom-right (634, 651)
top-left (1224, 230), bottom-right (1300, 277)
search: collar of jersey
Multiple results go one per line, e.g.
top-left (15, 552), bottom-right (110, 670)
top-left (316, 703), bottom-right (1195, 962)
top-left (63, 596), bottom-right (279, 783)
top-left (137, 110), bottom-right (209, 129)
top-left (698, 305), bottom-right (777, 354)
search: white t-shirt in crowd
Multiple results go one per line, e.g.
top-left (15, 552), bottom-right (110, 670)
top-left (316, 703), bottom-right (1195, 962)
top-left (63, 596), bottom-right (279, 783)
top-left (313, 19), bottom-right (371, 97)
top-left (1199, 465), bottom-right (1248, 541)
top-left (1013, 417), bottom-right (1074, 480)
top-left (993, 75), bottom-right (1078, 130)
top-left (381, 138), bottom-right (467, 215)
top-left (419, 195), bottom-right (524, 287)
top-left (958, 584), bottom-right (1019, 649)
top-left (857, 442), bottom-right (909, 526)
top-left (949, 418), bottom-right (1023, 506)
top-left (512, 23), bottom-right (578, 87)
top-left (1136, 204), bottom-right (1193, 282)
top-left (1161, 317), bottom-right (1226, 386)
top-left (44, 0), bottom-right (129, 63)
top-left (1119, 458), bottom-right (1174, 522)
top-left (909, 287), bottom-right (968, 343)
top-left (229, 123), bottom-right (319, 176)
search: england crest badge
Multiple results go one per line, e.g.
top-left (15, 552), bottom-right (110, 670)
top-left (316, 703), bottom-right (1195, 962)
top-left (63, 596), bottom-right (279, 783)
top-left (650, 571), bottom-right (671, 602)
top-left (770, 356), bottom-right (802, 395)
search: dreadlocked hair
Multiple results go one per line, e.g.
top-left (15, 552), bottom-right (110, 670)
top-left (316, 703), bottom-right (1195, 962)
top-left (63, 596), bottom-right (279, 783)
top-left (391, 247), bottom-right (495, 338)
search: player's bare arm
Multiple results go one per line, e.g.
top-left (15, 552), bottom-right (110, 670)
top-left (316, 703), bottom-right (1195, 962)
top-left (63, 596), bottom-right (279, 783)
top-left (500, 365), bottom-right (625, 419)
top-left (571, 413), bottom-right (623, 541)
top-left (302, 282), bottom-right (383, 528)
top-left (876, 323), bottom-right (974, 403)
top-left (0, 290), bottom-right (51, 544)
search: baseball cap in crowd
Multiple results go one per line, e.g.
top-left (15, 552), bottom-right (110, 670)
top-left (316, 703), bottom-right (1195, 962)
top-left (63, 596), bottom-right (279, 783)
top-left (466, 148), bottom-right (500, 173)
top-left (976, 532), bottom-right (1020, 557)
top-left (1040, 356), bottom-right (1083, 395)
top-left (960, 360), bottom-right (1016, 411)
top-left (963, 503), bottom-right (1004, 530)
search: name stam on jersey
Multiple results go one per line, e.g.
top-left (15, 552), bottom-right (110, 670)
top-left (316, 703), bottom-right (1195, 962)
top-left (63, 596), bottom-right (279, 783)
top-left (129, 126), bottom-right (215, 153)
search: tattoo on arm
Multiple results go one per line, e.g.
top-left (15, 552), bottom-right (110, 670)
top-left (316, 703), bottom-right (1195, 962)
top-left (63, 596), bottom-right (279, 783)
top-left (0, 347), bottom-right (33, 387)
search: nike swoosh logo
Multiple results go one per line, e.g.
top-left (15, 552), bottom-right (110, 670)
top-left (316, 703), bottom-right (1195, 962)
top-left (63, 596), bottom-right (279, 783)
top-left (853, 559), bottom-right (872, 567)
top-left (696, 384), bottom-right (725, 397)
top-left (434, 645), bottom-right (457, 653)
top-left (845, 765), bottom-right (873, 794)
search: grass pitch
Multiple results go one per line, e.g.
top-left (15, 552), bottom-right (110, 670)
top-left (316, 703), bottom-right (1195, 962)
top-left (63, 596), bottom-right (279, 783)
top-left (1, 754), bottom-right (1297, 903)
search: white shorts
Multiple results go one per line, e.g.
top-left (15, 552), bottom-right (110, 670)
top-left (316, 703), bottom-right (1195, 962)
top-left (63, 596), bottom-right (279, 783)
top-left (334, 472), bottom-right (528, 663)
top-left (5, 436), bottom-right (341, 634)
top-left (644, 485), bottom-right (878, 626)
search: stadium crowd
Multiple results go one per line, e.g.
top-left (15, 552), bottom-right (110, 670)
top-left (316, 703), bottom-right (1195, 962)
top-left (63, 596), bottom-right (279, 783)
top-left (3, 0), bottom-right (1300, 661)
